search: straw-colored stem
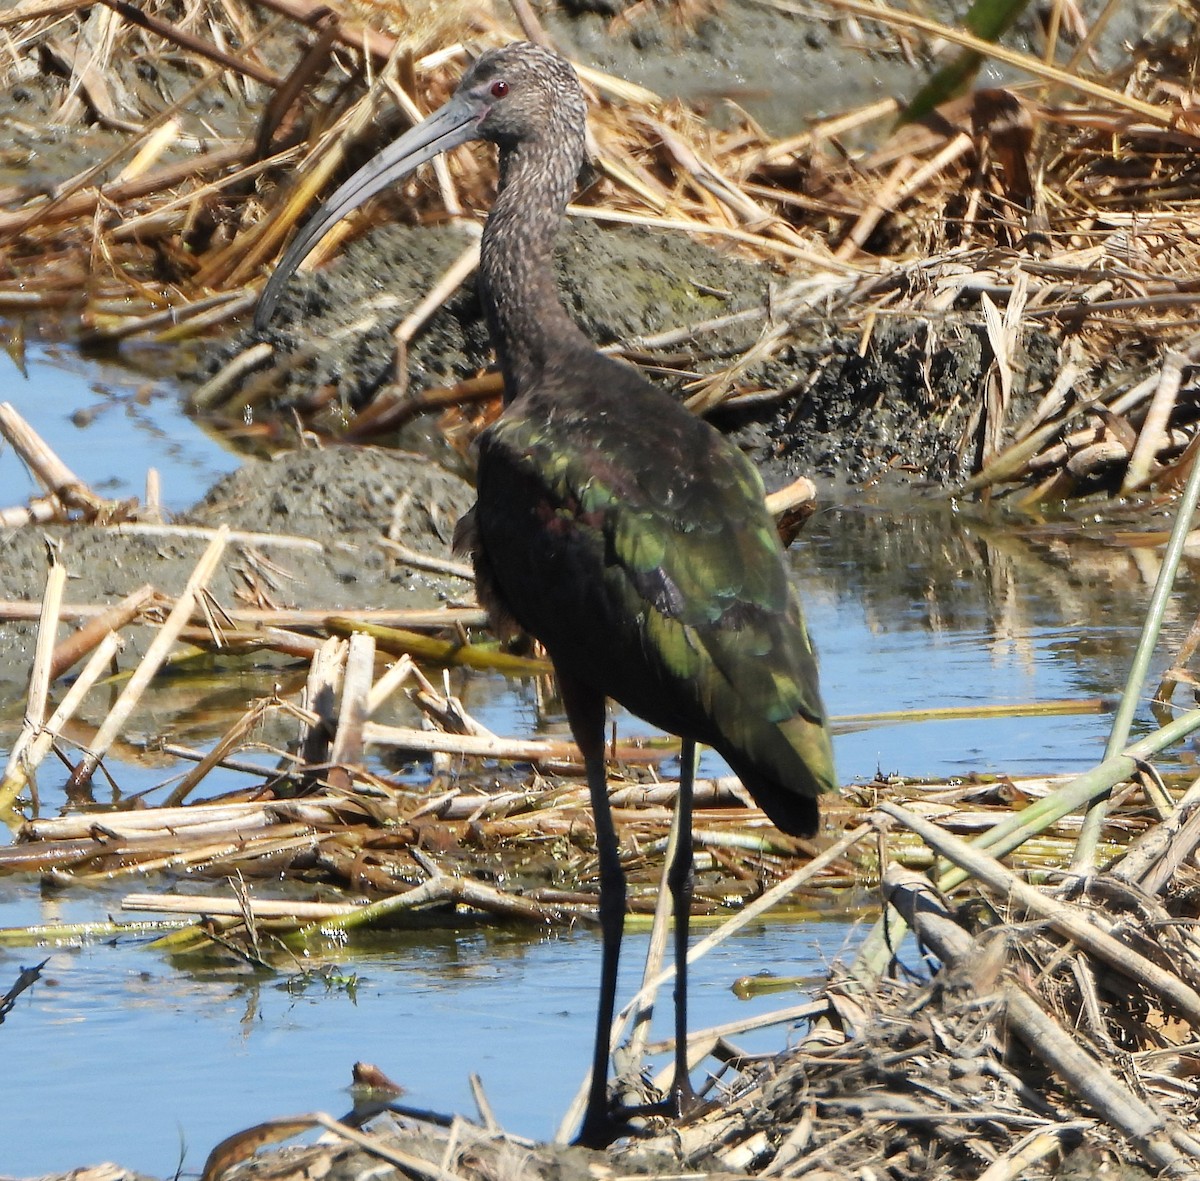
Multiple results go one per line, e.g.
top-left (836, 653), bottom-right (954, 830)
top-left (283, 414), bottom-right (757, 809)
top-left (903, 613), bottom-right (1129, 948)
top-left (70, 527), bottom-right (229, 788)
top-left (3, 563), bottom-right (67, 792)
top-left (0, 630), bottom-right (122, 812)
top-left (851, 707), bottom-right (1200, 984)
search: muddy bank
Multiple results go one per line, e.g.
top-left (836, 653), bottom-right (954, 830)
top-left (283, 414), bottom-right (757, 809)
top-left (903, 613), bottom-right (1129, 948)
top-left (225, 210), bottom-right (1059, 491)
top-left (0, 447), bottom-right (476, 700)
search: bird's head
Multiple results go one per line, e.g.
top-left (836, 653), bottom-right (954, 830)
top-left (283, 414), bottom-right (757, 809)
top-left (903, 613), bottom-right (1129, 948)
top-left (254, 41), bottom-right (585, 330)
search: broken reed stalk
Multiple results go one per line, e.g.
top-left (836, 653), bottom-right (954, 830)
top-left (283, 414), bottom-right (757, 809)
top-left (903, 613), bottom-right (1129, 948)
top-left (1122, 350), bottom-right (1186, 494)
top-left (287, 863), bottom-right (587, 944)
top-left (878, 801), bottom-right (1200, 1027)
top-left (0, 630), bottom-right (122, 811)
top-left (328, 632), bottom-right (375, 771)
top-left (48, 583), bottom-right (153, 682)
top-left (884, 866), bottom-right (1200, 1176)
top-left (850, 705), bottom-right (1200, 984)
top-left (4, 562), bottom-right (67, 788)
top-left (122, 892), bottom-right (356, 922)
top-left (69, 527), bottom-right (230, 789)
top-left (160, 697), bottom-right (279, 808)
top-left (0, 403), bottom-right (93, 513)
top-left (621, 745), bottom-right (693, 1079)
top-left (1073, 435), bottom-right (1200, 871)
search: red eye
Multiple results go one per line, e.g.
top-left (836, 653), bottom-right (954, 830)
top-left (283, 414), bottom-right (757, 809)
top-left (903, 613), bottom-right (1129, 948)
top-left (490, 80), bottom-right (509, 98)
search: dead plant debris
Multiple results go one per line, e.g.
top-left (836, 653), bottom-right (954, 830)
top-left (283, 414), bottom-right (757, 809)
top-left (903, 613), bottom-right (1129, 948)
top-left (0, 2), bottom-right (1199, 495)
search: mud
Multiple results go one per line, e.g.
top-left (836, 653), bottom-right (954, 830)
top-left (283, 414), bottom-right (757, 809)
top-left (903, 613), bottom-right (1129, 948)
top-left (227, 202), bottom-right (1055, 493)
top-left (546, 0), bottom-right (1163, 136)
top-left (0, 447), bottom-right (476, 700)
top-left (226, 217), bottom-right (767, 423)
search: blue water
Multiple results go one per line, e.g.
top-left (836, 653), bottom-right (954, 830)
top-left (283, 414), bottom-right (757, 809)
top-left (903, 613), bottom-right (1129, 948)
top-left (0, 342), bottom-right (239, 514)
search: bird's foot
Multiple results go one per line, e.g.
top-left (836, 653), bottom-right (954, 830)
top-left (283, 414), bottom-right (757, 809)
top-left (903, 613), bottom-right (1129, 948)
top-left (575, 1079), bottom-right (717, 1149)
top-left (574, 1111), bottom-right (624, 1150)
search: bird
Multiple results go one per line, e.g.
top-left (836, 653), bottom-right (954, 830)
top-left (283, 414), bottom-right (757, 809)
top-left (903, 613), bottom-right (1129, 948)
top-left (255, 41), bottom-right (837, 1147)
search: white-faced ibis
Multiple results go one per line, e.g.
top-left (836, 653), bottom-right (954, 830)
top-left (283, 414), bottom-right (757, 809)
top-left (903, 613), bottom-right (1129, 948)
top-left (256, 42), bottom-right (837, 1147)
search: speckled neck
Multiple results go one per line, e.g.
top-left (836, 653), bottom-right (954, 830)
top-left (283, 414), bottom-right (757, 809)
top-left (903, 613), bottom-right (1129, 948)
top-left (478, 95), bottom-right (590, 400)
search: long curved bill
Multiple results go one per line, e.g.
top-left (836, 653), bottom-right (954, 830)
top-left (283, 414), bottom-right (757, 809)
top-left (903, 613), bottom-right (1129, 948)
top-left (254, 89), bottom-right (484, 331)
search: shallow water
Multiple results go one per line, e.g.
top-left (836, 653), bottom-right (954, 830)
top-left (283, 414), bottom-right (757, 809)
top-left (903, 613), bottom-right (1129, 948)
top-left (0, 341), bottom-right (240, 513)
top-left (1, 347), bottom-right (1196, 1177)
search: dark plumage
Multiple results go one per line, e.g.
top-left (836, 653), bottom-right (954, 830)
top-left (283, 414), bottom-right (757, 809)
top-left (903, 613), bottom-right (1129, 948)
top-left (256, 42), bottom-right (837, 1147)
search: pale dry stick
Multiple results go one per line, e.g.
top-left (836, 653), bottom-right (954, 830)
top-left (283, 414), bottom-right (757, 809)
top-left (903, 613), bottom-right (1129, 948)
top-left (382, 75), bottom-right (462, 217)
top-left (876, 802), bottom-right (1200, 1027)
top-left (885, 867), bottom-right (1200, 1177)
top-left (0, 601), bottom-right (488, 629)
top-left (1114, 776), bottom-right (1200, 894)
top-left (143, 468), bottom-right (161, 524)
top-left (571, 60), bottom-right (661, 108)
top-left (292, 865), bottom-right (586, 941)
top-left (70, 528), bottom-right (230, 789)
top-left (752, 96), bottom-right (899, 168)
top-left (621, 767), bottom-right (689, 1078)
top-left (1122, 350), bottom-right (1187, 494)
top-left (964, 333), bottom-right (1200, 494)
top-left (0, 499), bottom-right (60, 528)
top-left (388, 240), bottom-right (482, 394)
top-left (981, 273), bottom-right (1028, 467)
top-left (328, 632), bottom-right (375, 768)
top-left (22, 799), bottom-right (349, 841)
top-left (49, 584), bottom-right (153, 682)
top-left (644, 999), bottom-right (828, 1056)
top-left (61, 831), bottom-right (322, 884)
top-left (1155, 605), bottom-right (1200, 708)
top-left (161, 698), bottom-right (279, 808)
top-left (158, 291), bottom-right (263, 343)
top-left (1061, 0), bottom-right (1122, 75)
top-left (834, 156), bottom-right (918, 262)
top-left (686, 318), bottom-right (791, 414)
top-left (1009, 340), bottom-right (1083, 444)
top-left (0, 0), bottom-right (91, 23)
top-left (366, 653), bottom-right (417, 716)
top-left (0, 631), bottom-right (121, 810)
top-left (0, 403), bottom-right (99, 510)
top-left (298, 636), bottom-right (347, 769)
top-left (190, 343), bottom-right (275, 411)
top-left (468, 1074), bottom-right (500, 1134)
top-left (572, 204), bottom-right (853, 271)
top-left (831, 130), bottom-right (970, 262)
top-left (160, 740), bottom-right (299, 779)
top-left (363, 721), bottom-right (579, 764)
top-left (108, 523), bottom-right (319, 552)
top-left (313, 1112), bottom-right (467, 1181)
top-left (7, 562), bottom-right (67, 785)
top-left (86, 291), bottom-right (249, 344)
top-left (379, 536), bottom-right (474, 580)
top-left (122, 893), bottom-right (356, 921)
top-left (555, 823), bottom-right (872, 1141)
top-left (646, 119), bottom-right (807, 250)
top-left (115, 118), bottom-right (182, 184)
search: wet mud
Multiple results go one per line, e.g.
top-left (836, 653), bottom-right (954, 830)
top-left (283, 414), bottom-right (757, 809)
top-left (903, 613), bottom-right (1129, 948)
top-left (0, 448), bottom-right (476, 698)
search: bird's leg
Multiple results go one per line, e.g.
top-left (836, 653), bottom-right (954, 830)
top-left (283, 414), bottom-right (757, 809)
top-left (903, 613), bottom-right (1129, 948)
top-left (560, 676), bottom-right (625, 1149)
top-left (667, 737), bottom-right (701, 1118)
